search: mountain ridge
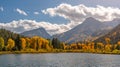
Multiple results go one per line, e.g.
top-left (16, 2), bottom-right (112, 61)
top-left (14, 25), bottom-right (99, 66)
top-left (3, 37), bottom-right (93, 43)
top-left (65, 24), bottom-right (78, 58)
top-left (21, 27), bottom-right (51, 39)
top-left (20, 17), bottom-right (120, 43)
top-left (53, 17), bottom-right (110, 43)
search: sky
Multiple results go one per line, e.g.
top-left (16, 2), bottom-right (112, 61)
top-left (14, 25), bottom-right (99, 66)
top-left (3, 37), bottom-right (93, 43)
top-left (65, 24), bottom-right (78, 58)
top-left (0, 0), bottom-right (120, 35)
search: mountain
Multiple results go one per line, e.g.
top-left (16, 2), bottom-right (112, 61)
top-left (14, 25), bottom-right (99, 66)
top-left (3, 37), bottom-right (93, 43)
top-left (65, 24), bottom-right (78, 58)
top-left (104, 18), bottom-right (120, 28)
top-left (21, 27), bottom-right (51, 39)
top-left (54, 17), bottom-right (120, 43)
top-left (54, 17), bottom-right (111, 43)
top-left (94, 24), bottom-right (120, 44)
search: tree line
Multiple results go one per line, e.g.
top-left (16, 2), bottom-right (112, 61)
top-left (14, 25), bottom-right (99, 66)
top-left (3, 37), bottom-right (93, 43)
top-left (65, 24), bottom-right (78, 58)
top-left (0, 35), bottom-right (120, 53)
top-left (0, 36), bottom-right (65, 51)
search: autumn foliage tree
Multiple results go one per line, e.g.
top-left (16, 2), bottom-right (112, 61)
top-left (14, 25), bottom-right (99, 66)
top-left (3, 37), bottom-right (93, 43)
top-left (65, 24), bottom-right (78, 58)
top-left (28, 36), bottom-right (51, 50)
top-left (25, 38), bottom-right (31, 49)
top-left (6, 38), bottom-right (15, 51)
top-left (70, 43), bottom-right (77, 49)
top-left (116, 41), bottom-right (120, 50)
top-left (20, 38), bottom-right (26, 50)
top-left (0, 37), bottom-right (4, 51)
top-left (105, 38), bottom-right (112, 52)
top-left (105, 38), bottom-right (110, 44)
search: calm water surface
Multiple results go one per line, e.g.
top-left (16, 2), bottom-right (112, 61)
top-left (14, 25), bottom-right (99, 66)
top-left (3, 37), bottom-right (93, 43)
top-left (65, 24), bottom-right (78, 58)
top-left (0, 53), bottom-right (120, 67)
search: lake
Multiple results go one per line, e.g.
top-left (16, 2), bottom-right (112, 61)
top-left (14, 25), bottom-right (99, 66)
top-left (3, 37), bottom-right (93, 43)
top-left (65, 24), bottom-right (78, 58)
top-left (0, 53), bottom-right (120, 67)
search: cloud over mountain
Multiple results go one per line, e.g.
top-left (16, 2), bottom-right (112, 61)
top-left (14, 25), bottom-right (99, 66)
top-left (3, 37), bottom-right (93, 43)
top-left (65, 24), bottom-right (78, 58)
top-left (0, 20), bottom-right (69, 35)
top-left (42, 3), bottom-right (120, 22)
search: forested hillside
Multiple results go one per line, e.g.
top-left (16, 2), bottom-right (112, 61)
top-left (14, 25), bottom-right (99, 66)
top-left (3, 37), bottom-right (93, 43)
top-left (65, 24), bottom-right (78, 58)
top-left (0, 29), bottom-right (64, 51)
top-left (95, 24), bottom-right (120, 44)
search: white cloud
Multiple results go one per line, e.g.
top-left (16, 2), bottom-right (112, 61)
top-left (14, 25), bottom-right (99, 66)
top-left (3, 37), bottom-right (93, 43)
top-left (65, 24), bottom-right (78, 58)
top-left (0, 7), bottom-right (3, 11)
top-left (34, 12), bottom-right (39, 15)
top-left (0, 19), bottom-right (70, 35)
top-left (16, 8), bottom-right (28, 16)
top-left (42, 3), bottom-right (120, 23)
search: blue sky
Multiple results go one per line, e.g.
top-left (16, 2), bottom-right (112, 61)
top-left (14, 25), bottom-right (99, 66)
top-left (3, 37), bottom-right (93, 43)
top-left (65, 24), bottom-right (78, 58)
top-left (0, 0), bottom-right (120, 35)
top-left (0, 0), bottom-right (120, 23)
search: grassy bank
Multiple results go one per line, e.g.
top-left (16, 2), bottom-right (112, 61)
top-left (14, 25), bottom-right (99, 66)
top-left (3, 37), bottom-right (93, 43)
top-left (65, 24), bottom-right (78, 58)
top-left (0, 49), bottom-right (120, 55)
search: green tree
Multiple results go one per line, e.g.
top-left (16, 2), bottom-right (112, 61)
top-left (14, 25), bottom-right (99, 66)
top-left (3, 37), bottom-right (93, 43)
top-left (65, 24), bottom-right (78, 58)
top-left (52, 38), bottom-right (61, 49)
top-left (15, 35), bottom-right (21, 51)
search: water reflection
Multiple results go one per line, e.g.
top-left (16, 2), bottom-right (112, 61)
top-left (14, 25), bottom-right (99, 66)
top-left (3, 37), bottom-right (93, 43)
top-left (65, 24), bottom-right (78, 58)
top-left (0, 53), bottom-right (120, 67)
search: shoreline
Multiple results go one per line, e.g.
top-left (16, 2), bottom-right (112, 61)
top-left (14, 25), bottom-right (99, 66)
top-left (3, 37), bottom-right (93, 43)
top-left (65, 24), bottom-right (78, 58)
top-left (0, 50), bottom-right (120, 55)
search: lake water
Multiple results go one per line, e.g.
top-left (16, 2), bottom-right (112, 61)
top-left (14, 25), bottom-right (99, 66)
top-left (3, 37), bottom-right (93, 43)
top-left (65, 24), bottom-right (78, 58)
top-left (0, 53), bottom-right (120, 67)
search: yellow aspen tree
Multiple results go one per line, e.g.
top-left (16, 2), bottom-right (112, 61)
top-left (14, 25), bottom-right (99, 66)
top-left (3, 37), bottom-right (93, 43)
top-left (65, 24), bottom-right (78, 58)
top-left (38, 38), bottom-right (42, 49)
top-left (91, 42), bottom-right (94, 49)
top-left (6, 38), bottom-right (15, 51)
top-left (77, 43), bottom-right (82, 49)
top-left (0, 37), bottom-right (4, 51)
top-left (25, 38), bottom-right (31, 48)
top-left (61, 43), bottom-right (66, 50)
top-left (116, 41), bottom-right (120, 50)
top-left (20, 38), bottom-right (26, 50)
top-left (70, 43), bottom-right (77, 49)
top-left (105, 44), bottom-right (112, 52)
top-left (97, 42), bottom-right (104, 50)
top-left (32, 38), bottom-right (37, 50)
top-left (105, 38), bottom-right (110, 44)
